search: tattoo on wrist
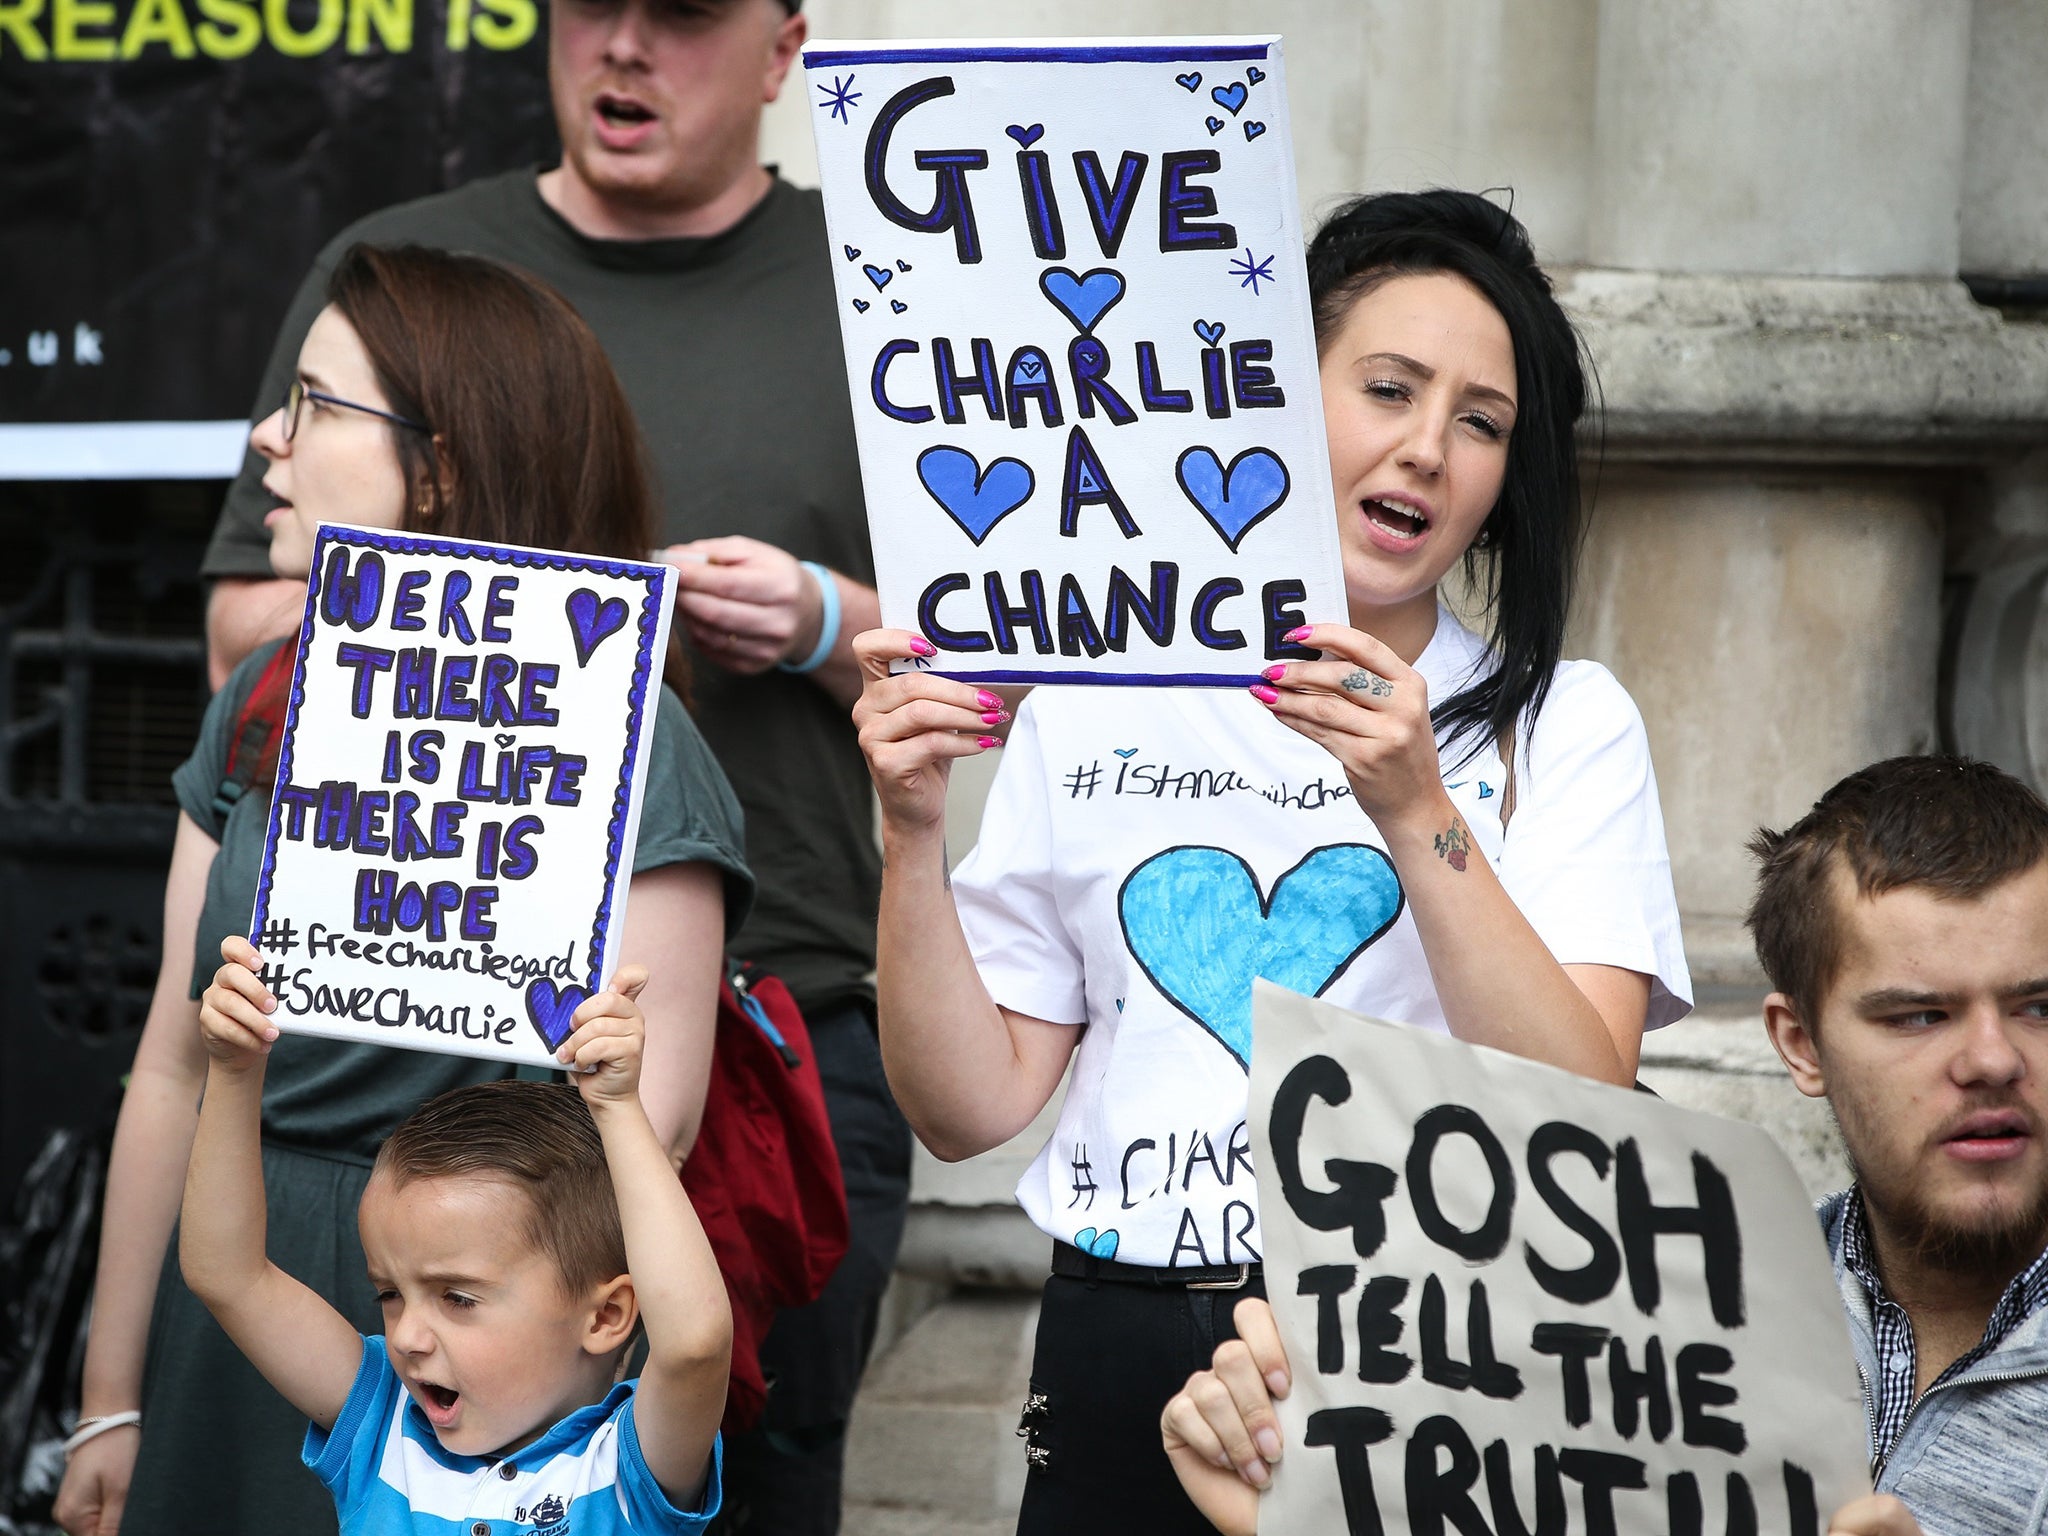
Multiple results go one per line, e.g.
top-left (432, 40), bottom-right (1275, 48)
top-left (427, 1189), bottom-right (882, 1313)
top-left (1433, 816), bottom-right (1472, 873)
top-left (1340, 668), bottom-right (1395, 698)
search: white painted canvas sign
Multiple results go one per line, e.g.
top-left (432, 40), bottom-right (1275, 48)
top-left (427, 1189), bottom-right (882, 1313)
top-left (248, 524), bottom-right (675, 1068)
top-left (1249, 982), bottom-right (1869, 1535)
top-left (804, 36), bottom-right (1345, 685)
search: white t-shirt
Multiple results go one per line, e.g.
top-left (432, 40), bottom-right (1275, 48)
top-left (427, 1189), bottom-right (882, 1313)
top-left (951, 607), bottom-right (1691, 1269)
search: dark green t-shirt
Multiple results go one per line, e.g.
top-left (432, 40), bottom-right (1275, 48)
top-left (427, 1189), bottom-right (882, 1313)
top-left (204, 170), bottom-right (878, 1014)
top-left (174, 639), bottom-right (753, 1163)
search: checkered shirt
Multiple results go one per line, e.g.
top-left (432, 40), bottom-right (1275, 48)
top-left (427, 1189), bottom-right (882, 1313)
top-left (1839, 1191), bottom-right (2048, 1470)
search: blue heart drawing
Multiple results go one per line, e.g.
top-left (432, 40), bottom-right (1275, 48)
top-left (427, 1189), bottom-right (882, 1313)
top-left (852, 299), bottom-right (870, 312)
top-left (862, 263), bottom-right (893, 291)
top-left (843, 244), bottom-right (860, 260)
top-left (1113, 746), bottom-right (1139, 758)
top-left (1205, 115), bottom-right (1224, 136)
top-left (1038, 266), bottom-right (1126, 335)
top-left (1073, 1226), bottom-right (1121, 1259)
top-left (1211, 82), bottom-right (1247, 115)
top-left (525, 978), bottom-right (590, 1052)
top-left (916, 446), bottom-right (1035, 545)
top-left (891, 299), bottom-right (908, 313)
top-left (897, 259), bottom-right (913, 272)
top-left (1120, 845), bottom-right (1403, 1071)
top-left (1247, 66), bottom-right (1265, 85)
top-left (1175, 71), bottom-right (1202, 91)
top-left (1478, 783), bottom-right (1494, 799)
top-left (565, 588), bottom-right (629, 666)
top-left (1015, 355), bottom-right (1044, 380)
top-left (1244, 121), bottom-right (1267, 141)
top-left (1193, 319), bottom-right (1225, 347)
top-left (1175, 446), bottom-right (1292, 551)
top-left (1006, 123), bottom-right (1044, 148)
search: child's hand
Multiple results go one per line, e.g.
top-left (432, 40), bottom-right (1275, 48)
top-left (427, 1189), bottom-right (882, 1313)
top-left (557, 966), bottom-right (650, 1105)
top-left (199, 935), bottom-right (280, 1071)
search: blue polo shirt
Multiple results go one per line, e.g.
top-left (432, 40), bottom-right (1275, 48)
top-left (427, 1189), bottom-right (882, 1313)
top-left (305, 1336), bottom-right (720, 1534)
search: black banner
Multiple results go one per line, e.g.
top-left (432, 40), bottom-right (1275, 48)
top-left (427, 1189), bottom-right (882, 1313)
top-left (0, 0), bottom-right (555, 430)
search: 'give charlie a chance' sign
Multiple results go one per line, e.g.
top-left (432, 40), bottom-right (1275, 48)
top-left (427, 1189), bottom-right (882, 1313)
top-left (1250, 983), bottom-right (1868, 1536)
top-left (805, 37), bottom-right (1345, 685)
top-left (248, 524), bottom-right (675, 1068)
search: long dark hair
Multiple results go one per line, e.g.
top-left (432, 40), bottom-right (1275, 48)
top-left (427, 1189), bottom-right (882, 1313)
top-left (326, 243), bottom-right (687, 695)
top-left (1307, 188), bottom-right (1589, 761)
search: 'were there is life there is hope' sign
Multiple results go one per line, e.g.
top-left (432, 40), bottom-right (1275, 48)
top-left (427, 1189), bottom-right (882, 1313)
top-left (247, 524), bottom-right (675, 1068)
top-left (805, 35), bottom-right (1346, 686)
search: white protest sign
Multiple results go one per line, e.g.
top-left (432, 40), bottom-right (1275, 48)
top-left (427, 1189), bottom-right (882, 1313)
top-left (248, 524), bottom-right (675, 1068)
top-left (804, 36), bottom-right (1345, 686)
top-left (1250, 982), bottom-right (1868, 1536)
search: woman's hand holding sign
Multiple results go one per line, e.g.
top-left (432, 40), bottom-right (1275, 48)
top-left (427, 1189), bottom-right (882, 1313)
top-left (1249, 622), bottom-right (1447, 836)
top-left (852, 629), bottom-right (1008, 834)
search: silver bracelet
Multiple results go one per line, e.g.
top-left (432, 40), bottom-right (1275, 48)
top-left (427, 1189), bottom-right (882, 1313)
top-left (62, 1412), bottom-right (141, 1455)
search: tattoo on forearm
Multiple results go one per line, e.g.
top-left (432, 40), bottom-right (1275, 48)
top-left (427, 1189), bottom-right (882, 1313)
top-left (1433, 816), bottom-right (1472, 873)
top-left (1340, 668), bottom-right (1395, 698)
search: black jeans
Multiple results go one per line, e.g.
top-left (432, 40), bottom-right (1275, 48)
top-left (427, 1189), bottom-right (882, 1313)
top-left (1015, 1268), bottom-right (1269, 1536)
top-left (713, 1000), bottom-right (913, 1536)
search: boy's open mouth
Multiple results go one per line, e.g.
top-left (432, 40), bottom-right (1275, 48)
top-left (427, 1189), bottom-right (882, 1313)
top-left (416, 1379), bottom-right (461, 1424)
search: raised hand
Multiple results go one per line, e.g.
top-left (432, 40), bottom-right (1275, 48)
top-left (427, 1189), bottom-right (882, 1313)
top-left (197, 935), bottom-right (279, 1071)
top-left (1160, 1297), bottom-right (1292, 1536)
top-left (556, 966), bottom-right (651, 1106)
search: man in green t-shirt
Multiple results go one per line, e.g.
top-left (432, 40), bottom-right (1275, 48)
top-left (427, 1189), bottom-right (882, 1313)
top-left (177, 2), bottom-right (906, 1532)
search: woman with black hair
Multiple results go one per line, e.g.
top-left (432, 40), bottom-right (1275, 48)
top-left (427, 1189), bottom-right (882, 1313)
top-left (851, 188), bottom-right (1691, 1532)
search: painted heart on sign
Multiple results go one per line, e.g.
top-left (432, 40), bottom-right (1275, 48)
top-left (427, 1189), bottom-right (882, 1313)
top-left (1174, 446), bottom-right (1292, 551)
top-left (1211, 81), bottom-right (1248, 115)
top-left (1244, 121), bottom-right (1267, 141)
top-left (1175, 71), bottom-right (1202, 91)
top-left (843, 244), bottom-right (860, 260)
top-left (852, 299), bottom-right (870, 312)
top-left (565, 588), bottom-right (629, 666)
top-left (1073, 1227), bottom-right (1121, 1260)
top-left (1205, 116), bottom-right (1225, 136)
top-left (891, 300), bottom-right (908, 313)
top-left (1038, 266), bottom-right (1126, 335)
top-left (1193, 319), bottom-right (1225, 347)
top-left (1246, 66), bottom-right (1266, 85)
top-left (1113, 746), bottom-right (1139, 758)
top-left (525, 978), bottom-right (590, 1053)
top-left (897, 259), bottom-right (913, 272)
top-left (1119, 845), bottom-right (1403, 1071)
top-left (916, 446), bottom-right (1035, 545)
top-left (1006, 123), bottom-right (1044, 148)
top-left (494, 733), bottom-right (516, 748)
top-left (862, 263), bottom-right (893, 291)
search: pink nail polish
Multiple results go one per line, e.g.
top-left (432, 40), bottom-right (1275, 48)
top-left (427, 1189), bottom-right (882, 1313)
top-left (976, 689), bottom-right (1004, 710)
top-left (1261, 664), bottom-right (1286, 682)
top-left (976, 735), bottom-right (1003, 749)
top-left (980, 710), bottom-right (1008, 725)
top-left (1249, 683), bottom-right (1280, 704)
top-left (1282, 625), bottom-right (1313, 643)
top-left (909, 637), bottom-right (937, 657)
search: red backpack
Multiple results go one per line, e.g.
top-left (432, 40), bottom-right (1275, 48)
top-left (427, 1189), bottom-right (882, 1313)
top-left (223, 643), bottom-right (849, 1429)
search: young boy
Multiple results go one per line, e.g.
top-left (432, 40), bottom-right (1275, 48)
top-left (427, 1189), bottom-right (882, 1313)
top-left (181, 934), bottom-right (731, 1533)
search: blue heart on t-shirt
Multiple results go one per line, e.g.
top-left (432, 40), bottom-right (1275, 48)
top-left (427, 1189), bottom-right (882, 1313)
top-left (1118, 844), bottom-right (1403, 1072)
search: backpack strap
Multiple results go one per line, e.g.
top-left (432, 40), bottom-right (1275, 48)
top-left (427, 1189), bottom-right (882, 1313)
top-left (212, 642), bottom-right (297, 826)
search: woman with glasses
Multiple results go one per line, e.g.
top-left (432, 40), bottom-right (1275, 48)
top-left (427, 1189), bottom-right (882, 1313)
top-left (55, 244), bottom-right (753, 1536)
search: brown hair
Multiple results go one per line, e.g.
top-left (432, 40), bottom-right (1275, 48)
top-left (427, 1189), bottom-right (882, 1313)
top-left (327, 243), bottom-right (687, 695)
top-left (1746, 755), bottom-right (2048, 1024)
top-left (372, 1079), bottom-right (626, 1298)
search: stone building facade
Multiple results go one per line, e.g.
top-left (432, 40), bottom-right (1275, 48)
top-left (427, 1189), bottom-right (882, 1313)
top-left (760, 4), bottom-right (2048, 1528)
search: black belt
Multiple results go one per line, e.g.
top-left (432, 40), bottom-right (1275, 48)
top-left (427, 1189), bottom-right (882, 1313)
top-left (1049, 1240), bottom-right (1262, 1290)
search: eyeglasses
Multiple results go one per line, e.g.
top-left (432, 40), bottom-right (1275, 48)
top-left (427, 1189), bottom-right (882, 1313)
top-left (279, 378), bottom-right (429, 442)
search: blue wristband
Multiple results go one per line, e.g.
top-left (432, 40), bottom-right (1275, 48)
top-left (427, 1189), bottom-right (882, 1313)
top-left (779, 561), bottom-right (841, 674)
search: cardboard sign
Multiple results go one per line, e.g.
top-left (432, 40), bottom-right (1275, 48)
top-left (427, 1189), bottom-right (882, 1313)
top-left (248, 524), bottom-right (675, 1068)
top-left (1249, 982), bottom-right (1868, 1535)
top-left (803, 36), bottom-right (1345, 686)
